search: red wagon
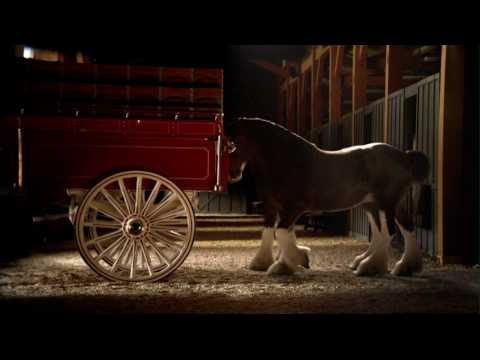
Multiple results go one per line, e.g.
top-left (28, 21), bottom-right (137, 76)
top-left (1, 59), bottom-right (230, 282)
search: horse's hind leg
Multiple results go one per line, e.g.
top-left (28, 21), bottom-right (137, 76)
top-left (391, 206), bottom-right (423, 276)
top-left (354, 208), bottom-right (393, 276)
top-left (267, 211), bottom-right (311, 276)
top-left (248, 204), bottom-right (277, 271)
top-left (349, 204), bottom-right (378, 270)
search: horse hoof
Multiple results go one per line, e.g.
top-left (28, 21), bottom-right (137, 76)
top-left (349, 251), bottom-right (370, 270)
top-left (248, 255), bottom-right (274, 272)
top-left (297, 245), bottom-right (311, 269)
top-left (353, 255), bottom-right (388, 277)
top-left (267, 260), bottom-right (295, 276)
top-left (391, 257), bottom-right (423, 276)
top-left (349, 260), bottom-right (360, 270)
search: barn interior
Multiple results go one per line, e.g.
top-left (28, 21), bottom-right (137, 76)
top-left (0, 40), bottom-right (479, 317)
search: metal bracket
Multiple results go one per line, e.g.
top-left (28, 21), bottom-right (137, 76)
top-left (214, 134), bottom-right (223, 192)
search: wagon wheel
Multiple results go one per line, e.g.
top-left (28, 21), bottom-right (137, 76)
top-left (75, 170), bottom-right (195, 282)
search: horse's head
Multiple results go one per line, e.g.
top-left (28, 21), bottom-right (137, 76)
top-left (226, 135), bottom-right (250, 183)
top-left (225, 119), bottom-right (254, 184)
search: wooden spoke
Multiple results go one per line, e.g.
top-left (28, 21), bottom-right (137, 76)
top-left (111, 239), bottom-right (132, 273)
top-left (134, 176), bottom-right (143, 214)
top-left (89, 200), bottom-right (123, 223)
top-left (95, 236), bottom-right (126, 262)
top-left (101, 188), bottom-right (127, 218)
top-left (86, 229), bottom-right (123, 246)
top-left (142, 180), bottom-right (162, 216)
top-left (145, 235), bottom-right (171, 266)
top-left (130, 240), bottom-right (138, 279)
top-left (146, 192), bottom-right (177, 219)
top-left (151, 224), bottom-right (187, 234)
top-left (84, 220), bottom-right (121, 229)
top-left (150, 209), bottom-right (185, 224)
top-left (118, 178), bottom-right (134, 214)
top-left (139, 240), bottom-right (153, 276)
top-left (151, 230), bottom-right (184, 251)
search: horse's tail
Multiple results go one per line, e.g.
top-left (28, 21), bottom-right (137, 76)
top-left (406, 150), bottom-right (430, 183)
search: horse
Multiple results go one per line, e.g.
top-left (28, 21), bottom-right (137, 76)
top-left (225, 117), bottom-right (430, 277)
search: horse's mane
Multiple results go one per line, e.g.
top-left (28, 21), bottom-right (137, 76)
top-left (225, 117), bottom-right (318, 149)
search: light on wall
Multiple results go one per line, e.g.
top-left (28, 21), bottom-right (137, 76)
top-left (23, 46), bottom-right (34, 59)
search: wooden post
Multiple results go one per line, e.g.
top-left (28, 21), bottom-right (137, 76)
top-left (297, 76), bottom-right (301, 134)
top-left (383, 45), bottom-right (404, 142)
top-left (278, 82), bottom-right (285, 126)
top-left (311, 46), bottom-right (316, 136)
top-left (352, 45), bottom-right (368, 145)
top-left (437, 45), bottom-right (465, 264)
top-left (329, 46), bottom-right (343, 123)
top-left (348, 45), bottom-right (368, 238)
top-left (298, 74), bottom-right (304, 136)
top-left (352, 45), bottom-right (368, 113)
top-left (288, 79), bottom-right (299, 133)
top-left (313, 56), bottom-right (324, 129)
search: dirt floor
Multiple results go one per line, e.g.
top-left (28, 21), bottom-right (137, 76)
top-left (1, 223), bottom-right (479, 315)
top-left (0, 231), bottom-right (480, 314)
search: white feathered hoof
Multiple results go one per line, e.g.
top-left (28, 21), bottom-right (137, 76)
top-left (248, 253), bottom-right (274, 272)
top-left (297, 245), bottom-right (311, 269)
top-left (349, 251), bottom-right (370, 270)
top-left (267, 260), bottom-right (296, 276)
top-left (275, 250), bottom-right (282, 261)
top-left (391, 255), bottom-right (423, 276)
top-left (353, 254), bottom-right (388, 277)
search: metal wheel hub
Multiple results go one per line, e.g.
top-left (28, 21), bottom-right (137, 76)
top-left (125, 217), bottom-right (148, 237)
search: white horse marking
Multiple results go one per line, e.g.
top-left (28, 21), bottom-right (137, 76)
top-left (267, 229), bottom-right (310, 275)
top-left (248, 227), bottom-right (275, 271)
top-left (354, 211), bottom-right (391, 276)
top-left (391, 220), bottom-right (423, 276)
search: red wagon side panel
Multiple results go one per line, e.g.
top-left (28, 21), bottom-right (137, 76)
top-left (18, 116), bottom-right (225, 203)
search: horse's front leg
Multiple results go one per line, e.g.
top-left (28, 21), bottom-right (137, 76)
top-left (248, 227), bottom-right (275, 271)
top-left (267, 211), bottom-right (311, 275)
top-left (248, 205), bottom-right (277, 271)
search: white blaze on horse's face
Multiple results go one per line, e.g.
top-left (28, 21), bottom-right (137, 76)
top-left (227, 139), bottom-right (248, 183)
top-left (226, 140), bottom-right (237, 154)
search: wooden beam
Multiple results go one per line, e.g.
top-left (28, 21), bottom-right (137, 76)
top-left (296, 46), bottom-right (331, 75)
top-left (334, 45), bottom-right (344, 77)
top-left (310, 46), bottom-right (316, 134)
top-left (315, 46), bottom-right (330, 61)
top-left (313, 56), bottom-right (324, 129)
top-left (301, 50), bottom-right (314, 74)
top-left (437, 45), bottom-right (465, 265)
top-left (352, 45), bottom-right (368, 112)
top-left (383, 45), bottom-right (405, 142)
top-left (346, 74), bottom-right (423, 89)
top-left (249, 59), bottom-right (290, 78)
top-left (298, 73), bottom-right (305, 136)
top-left (330, 46), bottom-right (343, 122)
top-left (413, 45), bottom-right (437, 56)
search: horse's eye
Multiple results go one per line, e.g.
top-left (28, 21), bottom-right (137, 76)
top-left (227, 141), bottom-right (237, 154)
